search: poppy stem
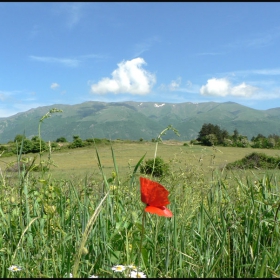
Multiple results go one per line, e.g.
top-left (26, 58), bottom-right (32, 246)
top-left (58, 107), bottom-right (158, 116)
top-left (137, 210), bottom-right (146, 270)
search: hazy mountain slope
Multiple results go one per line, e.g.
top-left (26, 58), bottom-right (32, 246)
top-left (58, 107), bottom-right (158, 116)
top-left (0, 101), bottom-right (279, 143)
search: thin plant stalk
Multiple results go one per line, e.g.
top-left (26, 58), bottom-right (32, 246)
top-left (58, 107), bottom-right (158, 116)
top-left (11, 217), bottom-right (39, 264)
top-left (137, 211), bottom-right (146, 272)
top-left (38, 108), bottom-right (63, 173)
top-left (72, 191), bottom-right (109, 278)
top-left (151, 125), bottom-right (179, 177)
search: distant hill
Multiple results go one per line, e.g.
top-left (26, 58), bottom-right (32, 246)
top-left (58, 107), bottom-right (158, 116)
top-left (0, 101), bottom-right (280, 143)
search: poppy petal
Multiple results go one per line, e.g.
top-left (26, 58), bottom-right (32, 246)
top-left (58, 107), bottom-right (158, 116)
top-left (140, 177), bottom-right (170, 206)
top-left (145, 205), bottom-right (173, 217)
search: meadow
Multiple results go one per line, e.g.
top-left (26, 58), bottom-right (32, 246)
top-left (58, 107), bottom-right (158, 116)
top-left (0, 124), bottom-right (280, 278)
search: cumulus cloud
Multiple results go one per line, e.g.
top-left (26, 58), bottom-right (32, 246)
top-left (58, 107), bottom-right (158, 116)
top-left (200, 78), bottom-right (259, 98)
top-left (91, 58), bottom-right (156, 95)
top-left (50, 83), bottom-right (60, 90)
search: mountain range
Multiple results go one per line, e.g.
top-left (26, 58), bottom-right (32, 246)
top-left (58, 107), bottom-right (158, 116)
top-left (0, 101), bottom-right (280, 143)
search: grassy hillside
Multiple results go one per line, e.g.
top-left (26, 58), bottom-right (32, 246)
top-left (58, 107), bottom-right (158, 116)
top-left (0, 101), bottom-right (280, 143)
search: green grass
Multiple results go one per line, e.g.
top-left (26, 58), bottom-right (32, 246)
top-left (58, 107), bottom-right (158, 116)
top-left (1, 133), bottom-right (280, 277)
top-left (2, 141), bottom-right (280, 180)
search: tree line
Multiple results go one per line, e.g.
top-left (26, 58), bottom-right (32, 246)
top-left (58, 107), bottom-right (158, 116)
top-left (1, 123), bottom-right (280, 157)
top-left (195, 123), bottom-right (280, 148)
top-left (0, 134), bottom-right (111, 157)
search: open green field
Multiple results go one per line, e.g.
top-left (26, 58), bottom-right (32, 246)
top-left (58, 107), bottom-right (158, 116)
top-left (1, 140), bottom-right (280, 278)
top-left (2, 140), bottom-right (280, 181)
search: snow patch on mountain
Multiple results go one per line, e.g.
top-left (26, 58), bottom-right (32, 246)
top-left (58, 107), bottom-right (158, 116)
top-left (154, 103), bottom-right (165, 108)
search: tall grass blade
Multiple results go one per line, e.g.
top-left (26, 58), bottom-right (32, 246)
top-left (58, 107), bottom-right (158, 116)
top-left (72, 191), bottom-right (109, 278)
top-left (130, 152), bottom-right (146, 187)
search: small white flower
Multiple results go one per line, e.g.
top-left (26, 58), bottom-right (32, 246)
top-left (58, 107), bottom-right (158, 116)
top-left (112, 265), bottom-right (126, 272)
top-left (64, 272), bottom-right (73, 278)
top-left (89, 275), bottom-right (98, 278)
top-left (8, 265), bottom-right (23, 272)
top-left (130, 271), bottom-right (147, 278)
top-left (127, 264), bottom-right (138, 271)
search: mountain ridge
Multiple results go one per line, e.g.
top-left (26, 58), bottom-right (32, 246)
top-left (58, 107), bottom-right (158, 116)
top-left (0, 101), bottom-right (279, 143)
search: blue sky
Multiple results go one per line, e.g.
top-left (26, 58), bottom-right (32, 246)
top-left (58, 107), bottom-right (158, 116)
top-left (1, 2), bottom-right (280, 117)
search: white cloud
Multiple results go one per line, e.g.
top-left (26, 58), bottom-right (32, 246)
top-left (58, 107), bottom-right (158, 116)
top-left (133, 36), bottom-right (160, 57)
top-left (200, 78), bottom-right (259, 98)
top-left (66, 3), bottom-right (83, 28)
top-left (225, 26), bottom-right (280, 50)
top-left (0, 90), bottom-right (18, 101)
top-left (30, 53), bottom-right (106, 68)
top-left (50, 83), bottom-right (60, 90)
top-left (169, 77), bottom-right (181, 91)
top-left (0, 108), bottom-right (19, 118)
top-left (30, 55), bottom-right (81, 67)
top-left (0, 93), bottom-right (7, 101)
top-left (53, 3), bottom-right (87, 29)
top-left (91, 57), bottom-right (156, 95)
top-left (242, 68), bottom-right (280, 76)
top-left (158, 79), bottom-right (200, 94)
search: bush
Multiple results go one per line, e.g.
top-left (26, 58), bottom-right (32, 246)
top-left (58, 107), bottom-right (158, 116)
top-left (226, 152), bottom-right (280, 170)
top-left (12, 139), bottom-right (33, 154)
top-left (0, 145), bottom-right (8, 151)
top-left (56, 137), bottom-right (67, 143)
top-left (140, 157), bottom-right (170, 177)
top-left (93, 138), bottom-right (110, 145)
top-left (190, 139), bottom-right (199, 145)
top-left (14, 134), bottom-right (26, 143)
top-left (30, 139), bottom-right (47, 153)
top-left (68, 138), bottom-right (84, 149)
top-left (51, 142), bottom-right (59, 149)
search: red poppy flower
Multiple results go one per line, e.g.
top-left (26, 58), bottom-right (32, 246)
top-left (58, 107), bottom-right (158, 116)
top-left (140, 177), bottom-right (173, 217)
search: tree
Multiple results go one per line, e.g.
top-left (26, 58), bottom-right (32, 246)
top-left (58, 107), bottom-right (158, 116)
top-left (69, 135), bottom-right (84, 148)
top-left (205, 134), bottom-right (218, 146)
top-left (30, 138), bottom-right (47, 153)
top-left (31, 136), bottom-right (40, 141)
top-left (221, 129), bottom-right (229, 142)
top-left (140, 157), bottom-right (170, 177)
top-left (197, 123), bottom-right (224, 146)
top-left (14, 134), bottom-right (26, 143)
top-left (232, 129), bottom-right (239, 142)
top-left (13, 139), bottom-right (33, 154)
top-left (56, 137), bottom-right (67, 143)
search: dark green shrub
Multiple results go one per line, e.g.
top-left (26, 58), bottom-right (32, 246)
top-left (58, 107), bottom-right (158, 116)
top-left (226, 152), bottom-right (280, 170)
top-left (69, 138), bottom-right (84, 149)
top-left (13, 139), bottom-right (33, 154)
top-left (56, 137), bottom-right (67, 143)
top-left (51, 142), bottom-right (59, 149)
top-left (190, 139), bottom-right (199, 145)
top-left (14, 134), bottom-right (26, 143)
top-left (93, 138), bottom-right (110, 145)
top-left (140, 157), bottom-right (170, 177)
top-left (0, 145), bottom-right (8, 151)
top-left (68, 135), bottom-right (85, 149)
top-left (30, 139), bottom-right (47, 153)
